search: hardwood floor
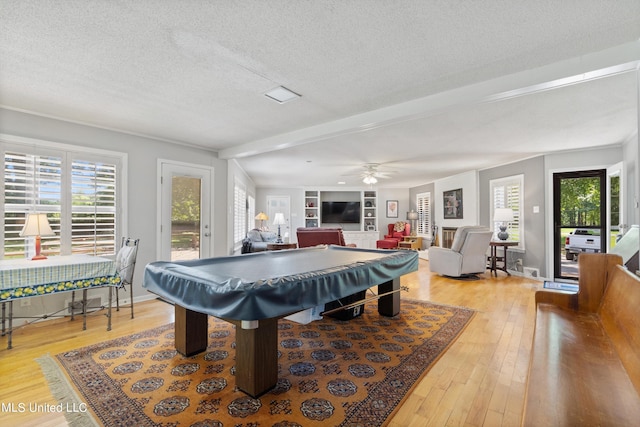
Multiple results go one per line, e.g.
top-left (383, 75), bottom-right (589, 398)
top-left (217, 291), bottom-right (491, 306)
top-left (0, 259), bottom-right (539, 426)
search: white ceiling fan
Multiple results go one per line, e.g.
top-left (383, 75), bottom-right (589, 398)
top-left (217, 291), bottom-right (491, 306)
top-left (344, 163), bottom-right (397, 184)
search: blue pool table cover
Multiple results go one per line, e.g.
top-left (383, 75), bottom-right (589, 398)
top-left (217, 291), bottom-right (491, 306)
top-left (143, 245), bottom-right (419, 321)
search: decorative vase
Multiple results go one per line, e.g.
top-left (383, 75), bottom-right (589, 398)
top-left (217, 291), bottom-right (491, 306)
top-left (497, 226), bottom-right (509, 241)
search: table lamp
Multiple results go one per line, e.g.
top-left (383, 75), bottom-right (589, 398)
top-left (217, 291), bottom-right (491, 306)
top-left (20, 213), bottom-right (55, 260)
top-left (255, 212), bottom-right (269, 230)
top-left (493, 208), bottom-right (514, 240)
top-left (406, 210), bottom-right (419, 237)
top-left (273, 213), bottom-right (286, 243)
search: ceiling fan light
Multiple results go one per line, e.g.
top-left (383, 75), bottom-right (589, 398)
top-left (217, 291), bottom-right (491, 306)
top-left (363, 175), bottom-right (377, 184)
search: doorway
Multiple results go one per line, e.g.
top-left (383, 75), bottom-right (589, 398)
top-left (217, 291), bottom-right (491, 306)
top-left (553, 169), bottom-right (606, 279)
top-left (159, 161), bottom-right (213, 261)
top-left (266, 196), bottom-right (291, 242)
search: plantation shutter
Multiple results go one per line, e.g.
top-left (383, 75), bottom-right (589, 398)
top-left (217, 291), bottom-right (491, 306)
top-left (233, 180), bottom-right (247, 245)
top-left (70, 159), bottom-right (117, 255)
top-left (416, 192), bottom-right (431, 237)
top-left (491, 175), bottom-right (524, 249)
top-left (2, 141), bottom-right (122, 259)
top-left (247, 195), bottom-right (255, 232)
top-left (3, 152), bottom-right (62, 258)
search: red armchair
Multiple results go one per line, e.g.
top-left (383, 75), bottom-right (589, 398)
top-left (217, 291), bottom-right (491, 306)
top-left (376, 222), bottom-right (411, 249)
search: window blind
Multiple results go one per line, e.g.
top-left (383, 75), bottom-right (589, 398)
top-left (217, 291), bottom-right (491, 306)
top-left (491, 175), bottom-right (524, 249)
top-left (416, 192), bottom-right (431, 237)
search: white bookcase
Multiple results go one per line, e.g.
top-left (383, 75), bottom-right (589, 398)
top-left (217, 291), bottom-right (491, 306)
top-left (363, 191), bottom-right (377, 231)
top-left (304, 190), bottom-right (320, 228)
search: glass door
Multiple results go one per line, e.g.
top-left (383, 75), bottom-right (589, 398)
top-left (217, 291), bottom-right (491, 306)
top-left (160, 162), bottom-right (212, 261)
top-left (553, 169), bottom-right (606, 279)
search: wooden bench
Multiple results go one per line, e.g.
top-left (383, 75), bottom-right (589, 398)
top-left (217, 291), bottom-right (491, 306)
top-left (522, 253), bottom-right (640, 426)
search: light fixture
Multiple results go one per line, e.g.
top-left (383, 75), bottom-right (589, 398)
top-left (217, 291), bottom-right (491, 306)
top-left (406, 210), bottom-right (419, 237)
top-left (255, 212), bottom-right (269, 230)
top-left (272, 213), bottom-right (286, 243)
top-left (493, 208), bottom-right (514, 241)
top-left (264, 86), bottom-right (301, 104)
top-left (363, 175), bottom-right (377, 185)
top-left (20, 213), bottom-right (55, 260)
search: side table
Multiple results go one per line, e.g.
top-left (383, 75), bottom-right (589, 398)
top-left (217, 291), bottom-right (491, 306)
top-left (489, 241), bottom-right (518, 276)
top-left (398, 236), bottom-right (422, 250)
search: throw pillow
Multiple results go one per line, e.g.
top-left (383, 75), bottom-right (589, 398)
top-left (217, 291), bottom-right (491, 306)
top-left (394, 221), bottom-right (406, 232)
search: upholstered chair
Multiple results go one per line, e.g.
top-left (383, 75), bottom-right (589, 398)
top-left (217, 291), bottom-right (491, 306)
top-left (376, 222), bottom-right (411, 249)
top-left (428, 226), bottom-right (493, 277)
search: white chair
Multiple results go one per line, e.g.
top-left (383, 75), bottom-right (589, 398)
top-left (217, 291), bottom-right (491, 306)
top-left (428, 226), bottom-right (493, 278)
top-left (107, 237), bottom-right (139, 330)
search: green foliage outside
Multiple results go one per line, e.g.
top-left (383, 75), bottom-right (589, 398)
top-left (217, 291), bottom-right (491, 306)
top-left (171, 177), bottom-right (201, 250)
top-left (559, 177), bottom-right (600, 226)
top-left (172, 177), bottom-right (201, 224)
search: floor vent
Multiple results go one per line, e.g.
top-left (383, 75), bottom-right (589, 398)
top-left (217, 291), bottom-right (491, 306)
top-left (523, 267), bottom-right (539, 278)
top-left (66, 297), bottom-right (104, 315)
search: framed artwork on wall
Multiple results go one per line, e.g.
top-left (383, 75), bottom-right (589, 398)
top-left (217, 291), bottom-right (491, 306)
top-left (386, 200), bottom-right (398, 218)
top-left (443, 188), bottom-right (463, 219)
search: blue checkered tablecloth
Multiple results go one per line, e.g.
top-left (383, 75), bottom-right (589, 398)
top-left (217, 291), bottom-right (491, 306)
top-left (0, 255), bottom-right (119, 301)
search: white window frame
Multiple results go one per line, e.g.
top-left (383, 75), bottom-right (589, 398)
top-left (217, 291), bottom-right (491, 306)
top-left (416, 191), bottom-right (432, 238)
top-left (490, 174), bottom-right (524, 250)
top-left (1, 135), bottom-right (126, 258)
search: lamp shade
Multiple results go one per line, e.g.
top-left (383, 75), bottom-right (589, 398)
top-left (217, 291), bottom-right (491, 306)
top-left (20, 213), bottom-right (54, 237)
top-left (406, 210), bottom-right (419, 221)
top-left (255, 212), bottom-right (269, 221)
top-left (493, 208), bottom-right (514, 222)
top-left (273, 212), bottom-right (286, 225)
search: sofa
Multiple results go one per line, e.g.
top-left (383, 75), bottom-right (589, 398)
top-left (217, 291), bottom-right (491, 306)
top-left (241, 228), bottom-right (278, 253)
top-left (376, 222), bottom-right (411, 249)
top-left (428, 226), bottom-right (493, 277)
top-left (296, 227), bottom-right (356, 248)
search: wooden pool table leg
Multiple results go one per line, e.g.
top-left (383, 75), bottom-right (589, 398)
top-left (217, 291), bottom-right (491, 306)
top-left (175, 305), bottom-right (208, 356)
top-left (231, 317), bottom-right (279, 397)
top-left (378, 277), bottom-right (400, 317)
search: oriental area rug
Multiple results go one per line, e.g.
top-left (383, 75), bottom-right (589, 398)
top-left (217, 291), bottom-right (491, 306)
top-left (38, 299), bottom-right (474, 427)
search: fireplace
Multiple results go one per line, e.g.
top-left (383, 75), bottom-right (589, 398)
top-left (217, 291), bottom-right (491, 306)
top-left (441, 227), bottom-right (458, 249)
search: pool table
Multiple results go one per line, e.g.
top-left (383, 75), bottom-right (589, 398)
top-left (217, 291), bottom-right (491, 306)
top-left (143, 245), bottom-right (419, 396)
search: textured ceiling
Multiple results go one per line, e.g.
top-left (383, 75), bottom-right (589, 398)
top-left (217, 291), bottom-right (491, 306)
top-left (1, 1), bottom-right (639, 187)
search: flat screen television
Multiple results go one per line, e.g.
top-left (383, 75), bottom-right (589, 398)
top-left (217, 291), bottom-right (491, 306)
top-left (321, 201), bottom-right (361, 224)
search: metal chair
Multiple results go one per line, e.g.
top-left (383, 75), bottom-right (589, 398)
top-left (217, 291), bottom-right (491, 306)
top-left (107, 237), bottom-right (139, 330)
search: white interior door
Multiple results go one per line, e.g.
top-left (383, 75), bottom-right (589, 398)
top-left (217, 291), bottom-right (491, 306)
top-left (266, 195), bottom-right (291, 242)
top-left (159, 161), bottom-right (213, 261)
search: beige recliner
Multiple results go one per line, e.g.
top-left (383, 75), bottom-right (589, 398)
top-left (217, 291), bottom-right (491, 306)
top-left (428, 226), bottom-right (493, 277)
